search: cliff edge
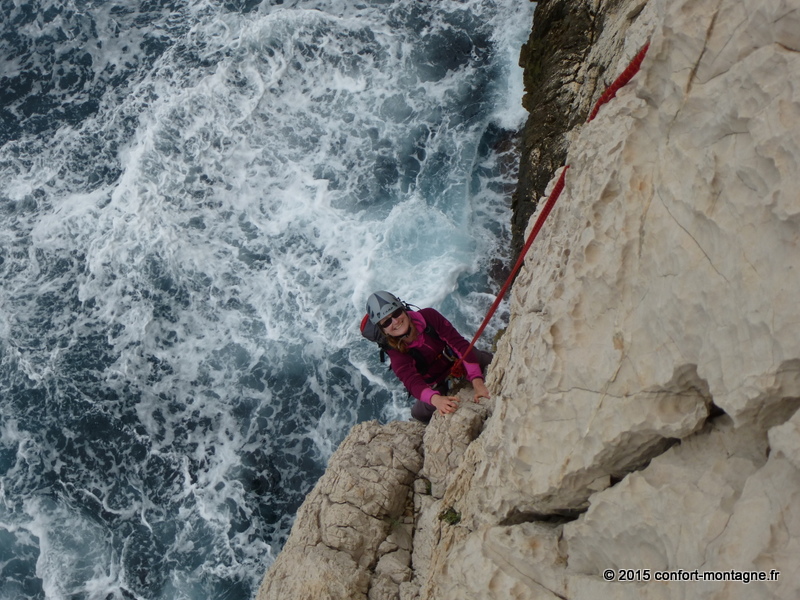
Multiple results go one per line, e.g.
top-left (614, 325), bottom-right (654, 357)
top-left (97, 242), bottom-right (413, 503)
top-left (258, 0), bottom-right (800, 598)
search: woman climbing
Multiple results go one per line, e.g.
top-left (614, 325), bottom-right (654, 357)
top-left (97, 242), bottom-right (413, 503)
top-left (364, 290), bottom-right (492, 424)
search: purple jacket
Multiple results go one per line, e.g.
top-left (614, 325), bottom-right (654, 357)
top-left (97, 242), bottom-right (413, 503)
top-left (386, 308), bottom-right (483, 404)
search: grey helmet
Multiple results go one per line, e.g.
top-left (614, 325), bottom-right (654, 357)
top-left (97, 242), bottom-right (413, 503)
top-left (366, 291), bottom-right (404, 325)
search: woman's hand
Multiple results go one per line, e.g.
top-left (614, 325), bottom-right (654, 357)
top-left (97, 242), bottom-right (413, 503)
top-left (431, 394), bottom-right (460, 415)
top-left (471, 378), bottom-right (491, 403)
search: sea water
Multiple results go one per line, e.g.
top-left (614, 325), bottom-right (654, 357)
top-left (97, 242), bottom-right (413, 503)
top-left (0, 0), bottom-right (534, 598)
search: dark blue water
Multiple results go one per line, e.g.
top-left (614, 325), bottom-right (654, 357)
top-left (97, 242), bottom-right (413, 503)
top-left (0, 1), bottom-right (533, 598)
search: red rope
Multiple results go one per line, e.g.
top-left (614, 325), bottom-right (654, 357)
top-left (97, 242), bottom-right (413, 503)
top-left (587, 42), bottom-right (650, 122)
top-left (451, 166), bottom-right (569, 379)
top-left (450, 42), bottom-right (650, 381)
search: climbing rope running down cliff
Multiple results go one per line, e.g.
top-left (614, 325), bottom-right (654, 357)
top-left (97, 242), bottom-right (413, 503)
top-left (450, 41), bottom-right (651, 379)
top-left (588, 42), bottom-right (651, 122)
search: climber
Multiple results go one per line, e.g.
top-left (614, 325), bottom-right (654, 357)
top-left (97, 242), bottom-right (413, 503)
top-left (362, 291), bottom-right (492, 424)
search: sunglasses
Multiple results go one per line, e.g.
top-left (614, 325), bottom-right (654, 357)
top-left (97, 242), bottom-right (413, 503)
top-left (379, 308), bottom-right (404, 329)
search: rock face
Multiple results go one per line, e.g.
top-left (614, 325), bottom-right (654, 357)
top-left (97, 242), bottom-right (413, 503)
top-left (257, 0), bottom-right (800, 598)
top-left (512, 0), bottom-right (652, 258)
top-left (256, 420), bottom-right (425, 600)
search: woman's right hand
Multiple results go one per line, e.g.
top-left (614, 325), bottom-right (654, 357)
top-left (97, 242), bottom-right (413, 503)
top-left (431, 394), bottom-right (460, 415)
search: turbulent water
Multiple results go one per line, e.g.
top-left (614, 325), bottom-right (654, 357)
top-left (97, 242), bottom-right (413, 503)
top-left (0, 0), bottom-right (533, 598)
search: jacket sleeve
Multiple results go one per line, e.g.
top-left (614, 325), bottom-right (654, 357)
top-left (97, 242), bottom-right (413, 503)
top-left (419, 308), bottom-right (484, 381)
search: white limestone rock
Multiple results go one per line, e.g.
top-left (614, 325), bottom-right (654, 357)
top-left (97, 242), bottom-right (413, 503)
top-left (376, 548), bottom-right (413, 584)
top-left (554, 414), bottom-right (800, 600)
top-left (398, 581), bottom-right (418, 600)
top-left (257, 543), bottom-right (370, 600)
top-left (256, 420), bottom-right (424, 600)
top-left (368, 576), bottom-right (399, 600)
top-left (407, 495), bottom-right (441, 598)
top-left (563, 416), bottom-right (768, 574)
top-left (370, 544), bottom-right (414, 600)
top-left (417, 522), bottom-right (567, 600)
top-left (420, 387), bottom-right (491, 499)
top-left (464, 0), bottom-right (800, 529)
top-left (694, 409), bottom-right (800, 600)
